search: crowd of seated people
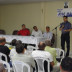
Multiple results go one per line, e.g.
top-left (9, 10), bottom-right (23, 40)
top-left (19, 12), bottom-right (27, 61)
top-left (0, 37), bottom-right (72, 72)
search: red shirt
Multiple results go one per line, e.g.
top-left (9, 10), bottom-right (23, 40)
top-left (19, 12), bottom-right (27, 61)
top-left (18, 28), bottom-right (30, 36)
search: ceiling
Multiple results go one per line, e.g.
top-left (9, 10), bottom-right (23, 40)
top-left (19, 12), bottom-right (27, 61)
top-left (0, 0), bottom-right (69, 4)
top-left (0, 0), bottom-right (61, 4)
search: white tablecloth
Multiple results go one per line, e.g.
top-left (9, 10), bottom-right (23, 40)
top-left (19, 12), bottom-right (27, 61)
top-left (0, 35), bottom-right (47, 46)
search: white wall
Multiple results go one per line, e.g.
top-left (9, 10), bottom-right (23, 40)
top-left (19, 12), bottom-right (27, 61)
top-left (0, 3), bottom-right (41, 34)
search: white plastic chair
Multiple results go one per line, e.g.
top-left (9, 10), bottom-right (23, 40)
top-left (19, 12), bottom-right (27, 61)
top-left (0, 52), bottom-right (8, 62)
top-left (0, 60), bottom-right (10, 72)
top-left (0, 53), bottom-right (14, 71)
top-left (12, 60), bottom-right (30, 72)
top-left (27, 45), bottom-right (36, 51)
top-left (55, 48), bottom-right (65, 60)
top-left (34, 57), bottom-right (50, 72)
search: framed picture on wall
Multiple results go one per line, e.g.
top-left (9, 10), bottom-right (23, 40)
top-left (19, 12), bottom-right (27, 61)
top-left (64, 2), bottom-right (69, 8)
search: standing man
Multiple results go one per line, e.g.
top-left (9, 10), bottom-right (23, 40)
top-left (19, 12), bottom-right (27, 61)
top-left (17, 24), bottom-right (30, 36)
top-left (59, 16), bottom-right (71, 57)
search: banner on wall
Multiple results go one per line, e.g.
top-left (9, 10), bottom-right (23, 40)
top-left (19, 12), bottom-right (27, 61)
top-left (57, 8), bottom-right (72, 17)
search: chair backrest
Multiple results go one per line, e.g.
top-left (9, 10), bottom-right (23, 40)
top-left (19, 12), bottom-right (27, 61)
top-left (0, 60), bottom-right (10, 72)
top-left (55, 48), bottom-right (65, 59)
top-left (12, 30), bottom-right (18, 35)
top-left (0, 53), bottom-right (8, 62)
top-left (27, 45), bottom-right (36, 51)
top-left (0, 30), bottom-right (6, 35)
top-left (12, 60), bottom-right (30, 72)
top-left (34, 57), bottom-right (50, 72)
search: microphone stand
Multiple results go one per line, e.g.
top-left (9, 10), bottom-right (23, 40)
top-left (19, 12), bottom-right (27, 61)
top-left (52, 24), bottom-right (60, 48)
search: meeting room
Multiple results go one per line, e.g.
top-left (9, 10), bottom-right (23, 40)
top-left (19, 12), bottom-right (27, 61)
top-left (0, 0), bottom-right (72, 72)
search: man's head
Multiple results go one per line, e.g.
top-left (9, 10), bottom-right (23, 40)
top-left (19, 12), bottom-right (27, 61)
top-left (16, 44), bottom-right (25, 54)
top-left (0, 38), bottom-right (6, 45)
top-left (11, 39), bottom-right (17, 46)
top-left (0, 63), bottom-right (5, 72)
top-left (46, 26), bottom-right (50, 32)
top-left (63, 16), bottom-right (68, 22)
top-left (38, 42), bottom-right (46, 50)
top-left (60, 57), bottom-right (72, 72)
top-left (22, 24), bottom-right (26, 29)
top-left (33, 26), bottom-right (38, 31)
top-left (16, 40), bottom-right (22, 45)
top-left (45, 40), bottom-right (51, 47)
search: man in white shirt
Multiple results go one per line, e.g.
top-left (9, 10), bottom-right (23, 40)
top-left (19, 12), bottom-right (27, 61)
top-left (12, 44), bottom-right (35, 72)
top-left (43, 26), bottom-right (53, 41)
top-left (32, 42), bottom-right (54, 71)
top-left (31, 26), bottom-right (43, 37)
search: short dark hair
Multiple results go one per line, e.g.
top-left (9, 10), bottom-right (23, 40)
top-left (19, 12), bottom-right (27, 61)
top-left (38, 42), bottom-right (46, 50)
top-left (16, 40), bottom-right (22, 45)
top-left (0, 38), bottom-right (6, 43)
top-left (16, 44), bottom-right (25, 54)
top-left (22, 24), bottom-right (25, 27)
top-left (63, 16), bottom-right (68, 18)
top-left (33, 26), bottom-right (37, 29)
top-left (46, 26), bottom-right (50, 29)
top-left (61, 57), bottom-right (72, 72)
top-left (11, 39), bottom-right (17, 46)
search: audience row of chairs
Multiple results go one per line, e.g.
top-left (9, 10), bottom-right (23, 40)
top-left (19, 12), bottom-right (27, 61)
top-left (0, 47), bottom-right (64, 72)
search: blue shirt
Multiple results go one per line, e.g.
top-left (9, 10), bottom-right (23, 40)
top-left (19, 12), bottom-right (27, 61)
top-left (60, 21), bottom-right (71, 34)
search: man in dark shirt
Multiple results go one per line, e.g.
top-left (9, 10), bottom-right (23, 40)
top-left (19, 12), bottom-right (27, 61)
top-left (59, 16), bottom-right (71, 57)
top-left (0, 38), bottom-right (10, 62)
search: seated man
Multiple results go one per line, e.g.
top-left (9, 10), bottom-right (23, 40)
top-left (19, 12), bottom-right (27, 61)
top-left (0, 63), bottom-right (6, 72)
top-left (45, 40), bottom-right (57, 65)
top-left (7, 39), bottom-right (17, 49)
top-left (12, 44), bottom-right (35, 72)
top-left (0, 38), bottom-right (11, 65)
top-left (32, 42), bottom-right (54, 71)
top-left (10, 39), bottom-right (18, 57)
top-left (45, 40), bottom-right (60, 72)
top-left (31, 26), bottom-right (43, 37)
top-left (43, 26), bottom-right (53, 41)
top-left (17, 24), bottom-right (30, 36)
top-left (60, 57), bottom-right (72, 72)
